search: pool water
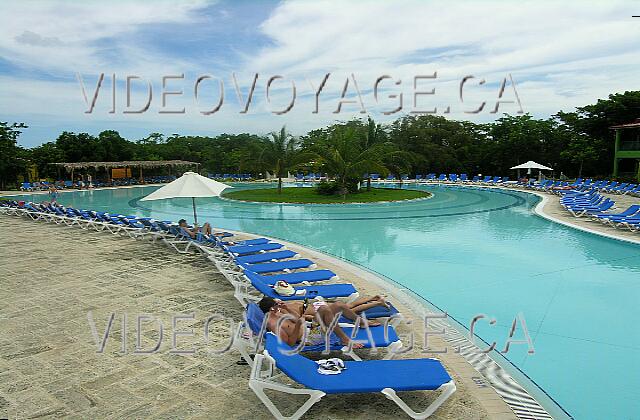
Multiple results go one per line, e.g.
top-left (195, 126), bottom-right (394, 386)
top-left (13, 183), bottom-right (640, 419)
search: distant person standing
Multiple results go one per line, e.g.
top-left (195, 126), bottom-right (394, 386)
top-left (87, 174), bottom-right (93, 188)
top-left (48, 184), bottom-right (58, 204)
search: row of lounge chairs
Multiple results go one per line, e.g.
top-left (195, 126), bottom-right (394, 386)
top-left (19, 176), bottom-right (177, 191)
top-left (294, 173), bottom-right (327, 182)
top-left (208, 173), bottom-right (254, 181)
top-left (0, 199), bottom-right (457, 419)
top-left (516, 178), bottom-right (640, 196)
top-left (558, 189), bottom-right (640, 231)
top-left (498, 177), bottom-right (640, 233)
top-left (388, 174), bottom-right (511, 184)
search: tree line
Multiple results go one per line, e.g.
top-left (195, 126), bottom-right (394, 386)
top-left (1, 91), bottom-right (638, 190)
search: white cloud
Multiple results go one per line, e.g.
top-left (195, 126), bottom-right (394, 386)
top-left (0, 0), bottom-right (212, 75)
top-left (1, 0), bottom-right (639, 146)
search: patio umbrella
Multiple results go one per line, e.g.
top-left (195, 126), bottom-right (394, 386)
top-left (140, 171), bottom-right (231, 224)
top-left (510, 161), bottom-right (553, 179)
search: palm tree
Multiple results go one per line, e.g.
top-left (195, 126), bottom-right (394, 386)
top-left (259, 126), bottom-right (308, 193)
top-left (364, 116), bottom-right (382, 191)
top-left (313, 127), bottom-right (392, 200)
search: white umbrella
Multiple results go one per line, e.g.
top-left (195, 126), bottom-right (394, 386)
top-left (510, 161), bottom-right (553, 171)
top-left (510, 161), bottom-right (553, 180)
top-left (140, 171), bottom-right (231, 224)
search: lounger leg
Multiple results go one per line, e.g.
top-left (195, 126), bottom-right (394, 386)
top-left (381, 381), bottom-right (456, 419)
top-left (249, 353), bottom-right (326, 420)
top-left (382, 340), bottom-right (403, 360)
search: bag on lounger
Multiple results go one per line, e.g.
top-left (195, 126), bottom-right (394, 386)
top-left (274, 280), bottom-right (295, 296)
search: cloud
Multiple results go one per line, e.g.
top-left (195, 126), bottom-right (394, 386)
top-left (1, 0), bottom-right (639, 147)
top-left (14, 30), bottom-right (63, 47)
top-left (0, 0), bottom-right (213, 75)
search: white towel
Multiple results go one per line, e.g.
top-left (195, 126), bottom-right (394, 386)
top-left (316, 358), bottom-right (346, 375)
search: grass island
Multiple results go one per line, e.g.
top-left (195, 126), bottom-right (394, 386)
top-left (222, 187), bottom-right (431, 204)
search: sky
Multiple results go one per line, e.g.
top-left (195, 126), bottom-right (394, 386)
top-left (0, 0), bottom-right (639, 148)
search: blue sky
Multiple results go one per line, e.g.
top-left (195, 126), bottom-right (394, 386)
top-left (1, 0), bottom-right (639, 147)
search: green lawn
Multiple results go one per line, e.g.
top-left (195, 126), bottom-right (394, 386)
top-left (223, 187), bottom-right (431, 204)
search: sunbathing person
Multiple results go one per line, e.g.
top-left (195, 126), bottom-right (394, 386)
top-left (177, 218), bottom-right (212, 238)
top-left (178, 219), bottom-right (229, 239)
top-left (258, 296), bottom-right (389, 348)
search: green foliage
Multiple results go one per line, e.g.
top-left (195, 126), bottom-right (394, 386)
top-left (0, 122), bottom-right (28, 189)
top-left (3, 91), bottom-right (638, 189)
top-left (316, 181), bottom-right (340, 195)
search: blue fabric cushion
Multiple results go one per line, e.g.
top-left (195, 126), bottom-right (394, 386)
top-left (246, 303), bottom-right (266, 335)
top-left (265, 334), bottom-right (451, 394)
top-left (253, 269), bottom-right (337, 285)
top-left (235, 250), bottom-right (298, 264)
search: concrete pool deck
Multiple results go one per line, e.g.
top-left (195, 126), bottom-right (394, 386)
top-left (0, 215), bottom-right (517, 419)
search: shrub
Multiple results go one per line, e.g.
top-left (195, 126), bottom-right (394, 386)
top-left (316, 181), bottom-right (340, 195)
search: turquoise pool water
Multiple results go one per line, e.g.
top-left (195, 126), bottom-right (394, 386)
top-left (13, 183), bottom-right (640, 419)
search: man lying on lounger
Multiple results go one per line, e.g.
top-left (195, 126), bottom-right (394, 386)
top-left (178, 219), bottom-right (227, 239)
top-left (258, 296), bottom-right (390, 348)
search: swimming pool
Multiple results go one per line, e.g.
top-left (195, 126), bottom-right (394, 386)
top-left (13, 183), bottom-right (640, 419)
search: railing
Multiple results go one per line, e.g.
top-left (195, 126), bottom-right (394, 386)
top-left (619, 141), bottom-right (640, 151)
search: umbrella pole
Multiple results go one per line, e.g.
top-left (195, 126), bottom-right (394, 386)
top-left (192, 197), bottom-right (198, 225)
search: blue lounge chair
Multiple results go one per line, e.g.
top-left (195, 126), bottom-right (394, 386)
top-left (616, 218), bottom-right (640, 231)
top-left (566, 199), bottom-right (615, 217)
top-left (235, 250), bottom-right (299, 265)
top-left (239, 259), bottom-right (316, 274)
top-left (249, 333), bottom-right (456, 420)
top-left (235, 272), bottom-right (358, 303)
top-left (590, 205), bottom-right (640, 224)
top-left (236, 304), bottom-right (403, 364)
top-left (227, 242), bottom-right (284, 256)
top-left (243, 269), bottom-right (338, 286)
top-left (622, 185), bottom-right (640, 195)
top-left (220, 237), bottom-right (270, 247)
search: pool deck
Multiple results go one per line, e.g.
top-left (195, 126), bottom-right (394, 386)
top-left (0, 214), bottom-right (516, 419)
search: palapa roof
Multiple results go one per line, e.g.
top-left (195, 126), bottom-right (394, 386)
top-left (610, 119), bottom-right (640, 129)
top-left (52, 160), bottom-right (198, 170)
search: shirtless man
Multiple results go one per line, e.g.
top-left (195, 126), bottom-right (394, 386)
top-left (177, 219), bottom-right (219, 238)
top-left (257, 296), bottom-right (389, 348)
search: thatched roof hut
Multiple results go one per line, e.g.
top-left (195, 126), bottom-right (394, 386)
top-left (52, 160), bottom-right (199, 180)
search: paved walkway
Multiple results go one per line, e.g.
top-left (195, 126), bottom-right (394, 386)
top-left (0, 215), bottom-right (503, 419)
